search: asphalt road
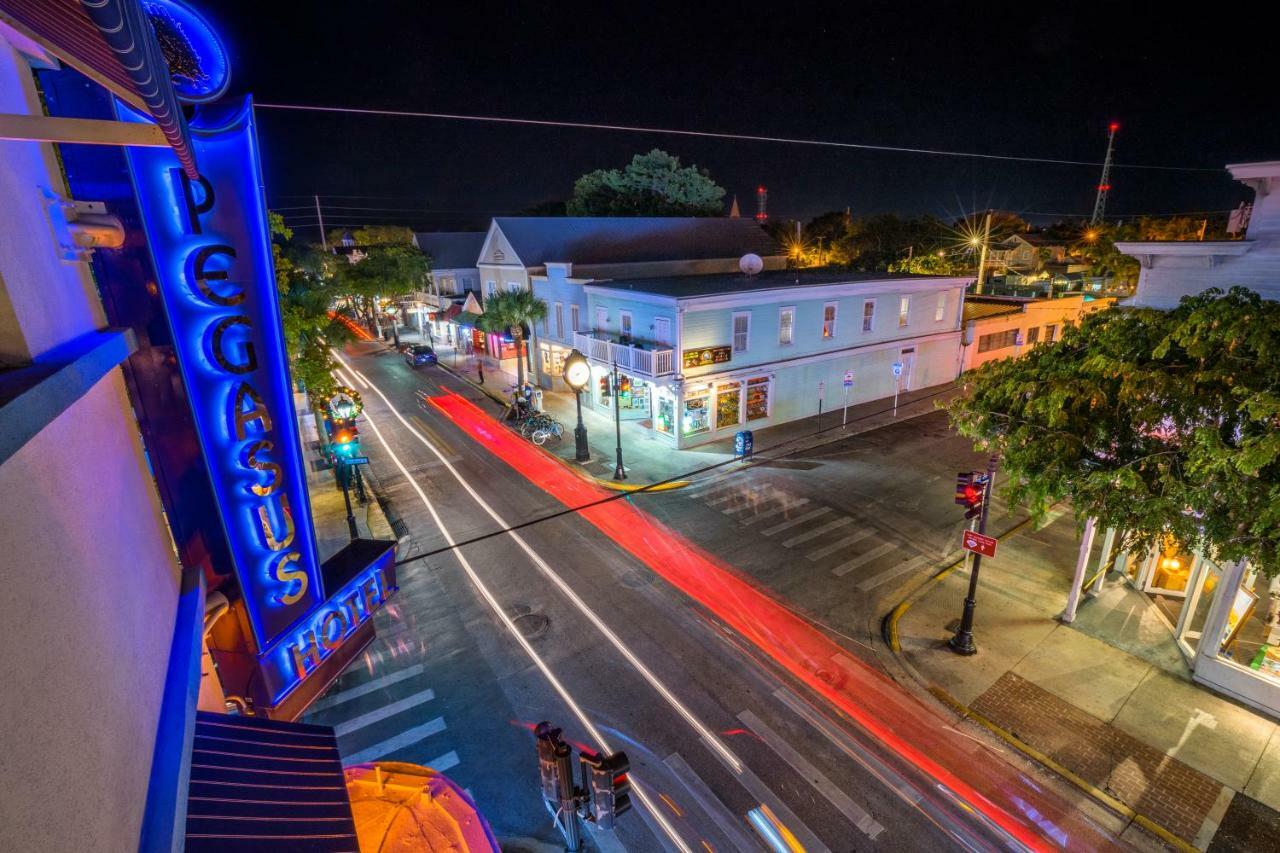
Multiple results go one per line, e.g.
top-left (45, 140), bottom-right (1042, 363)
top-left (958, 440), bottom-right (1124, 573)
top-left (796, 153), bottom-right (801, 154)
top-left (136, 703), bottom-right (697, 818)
top-left (304, 341), bottom-right (1118, 852)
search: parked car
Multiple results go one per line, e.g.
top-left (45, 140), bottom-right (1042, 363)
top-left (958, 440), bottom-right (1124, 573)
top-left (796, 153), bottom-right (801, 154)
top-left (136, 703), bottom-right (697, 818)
top-left (404, 344), bottom-right (437, 367)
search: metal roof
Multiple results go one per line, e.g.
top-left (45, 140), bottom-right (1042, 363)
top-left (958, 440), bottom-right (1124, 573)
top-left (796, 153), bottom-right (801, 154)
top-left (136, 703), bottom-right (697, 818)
top-left (490, 217), bottom-right (782, 267)
top-left (586, 267), bottom-right (954, 299)
top-left (963, 298), bottom-right (1026, 322)
top-left (413, 231), bottom-right (486, 269)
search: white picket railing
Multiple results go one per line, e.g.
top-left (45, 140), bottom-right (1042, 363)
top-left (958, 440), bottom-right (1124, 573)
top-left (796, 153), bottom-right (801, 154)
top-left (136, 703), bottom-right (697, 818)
top-left (572, 332), bottom-right (675, 378)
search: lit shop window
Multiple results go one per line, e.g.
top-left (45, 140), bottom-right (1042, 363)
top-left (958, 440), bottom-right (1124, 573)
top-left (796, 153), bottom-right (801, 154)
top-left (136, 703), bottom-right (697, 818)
top-left (1219, 564), bottom-right (1280, 682)
top-left (822, 303), bottom-right (838, 338)
top-left (655, 395), bottom-right (674, 434)
top-left (746, 377), bottom-right (770, 420)
top-left (716, 384), bottom-right (742, 428)
top-left (683, 392), bottom-right (711, 435)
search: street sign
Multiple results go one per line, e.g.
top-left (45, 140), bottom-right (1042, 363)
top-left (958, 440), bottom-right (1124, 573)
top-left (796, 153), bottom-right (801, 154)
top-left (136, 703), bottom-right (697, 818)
top-left (843, 370), bottom-right (853, 388)
top-left (962, 530), bottom-right (998, 558)
top-left (892, 362), bottom-right (903, 377)
top-left (818, 381), bottom-right (825, 400)
top-left (342, 456), bottom-right (370, 466)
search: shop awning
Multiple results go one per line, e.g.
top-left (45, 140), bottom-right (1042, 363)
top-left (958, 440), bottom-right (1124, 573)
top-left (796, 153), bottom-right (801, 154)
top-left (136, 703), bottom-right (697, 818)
top-left (0, 0), bottom-right (198, 178)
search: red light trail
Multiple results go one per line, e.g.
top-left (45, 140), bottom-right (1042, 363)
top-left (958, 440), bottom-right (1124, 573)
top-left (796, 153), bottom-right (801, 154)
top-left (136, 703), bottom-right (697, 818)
top-left (329, 311), bottom-right (375, 341)
top-left (428, 391), bottom-right (1114, 850)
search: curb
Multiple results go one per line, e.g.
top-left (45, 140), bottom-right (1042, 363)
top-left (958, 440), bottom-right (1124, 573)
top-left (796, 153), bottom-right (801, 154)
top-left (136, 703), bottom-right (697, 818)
top-left (882, 510), bottom-right (1201, 853)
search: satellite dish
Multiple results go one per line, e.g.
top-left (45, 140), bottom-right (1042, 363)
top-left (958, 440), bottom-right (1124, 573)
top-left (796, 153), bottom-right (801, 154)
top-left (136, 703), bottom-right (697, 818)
top-left (739, 253), bottom-right (764, 276)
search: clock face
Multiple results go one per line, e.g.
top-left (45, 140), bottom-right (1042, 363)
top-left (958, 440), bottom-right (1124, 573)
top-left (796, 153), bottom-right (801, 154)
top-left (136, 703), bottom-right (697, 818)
top-left (565, 360), bottom-right (590, 388)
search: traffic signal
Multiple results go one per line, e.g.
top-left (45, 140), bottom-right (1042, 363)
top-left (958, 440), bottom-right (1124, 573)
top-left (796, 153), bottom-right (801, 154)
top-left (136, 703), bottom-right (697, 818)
top-left (955, 472), bottom-right (985, 519)
top-left (534, 722), bottom-right (563, 803)
top-left (329, 418), bottom-right (360, 457)
top-left (581, 749), bottom-right (631, 829)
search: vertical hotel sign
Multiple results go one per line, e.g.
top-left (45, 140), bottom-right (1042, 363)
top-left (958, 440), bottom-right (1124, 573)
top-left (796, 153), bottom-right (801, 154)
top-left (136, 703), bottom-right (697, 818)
top-left (121, 98), bottom-right (324, 647)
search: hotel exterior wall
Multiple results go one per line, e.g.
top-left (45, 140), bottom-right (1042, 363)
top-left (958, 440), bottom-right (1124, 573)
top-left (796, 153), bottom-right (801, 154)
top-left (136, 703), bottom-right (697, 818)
top-left (0, 37), bottom-right (182, 852)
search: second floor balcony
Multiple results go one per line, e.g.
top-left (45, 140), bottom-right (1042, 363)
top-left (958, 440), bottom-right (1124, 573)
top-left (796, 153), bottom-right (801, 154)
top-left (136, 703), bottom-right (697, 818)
top-left (573, 331), bottom-right (675, 378)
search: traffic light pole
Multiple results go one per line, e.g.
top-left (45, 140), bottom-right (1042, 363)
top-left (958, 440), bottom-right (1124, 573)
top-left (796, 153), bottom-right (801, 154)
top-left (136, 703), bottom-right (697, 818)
top-left (949, 454), bottom-right (999, 655)
top-left (338, 461), bottom-right (358, 540)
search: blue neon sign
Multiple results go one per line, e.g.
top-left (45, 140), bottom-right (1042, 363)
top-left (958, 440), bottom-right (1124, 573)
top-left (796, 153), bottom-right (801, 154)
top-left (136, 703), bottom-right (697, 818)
top-left (121, 97), bottom-right (324, 646)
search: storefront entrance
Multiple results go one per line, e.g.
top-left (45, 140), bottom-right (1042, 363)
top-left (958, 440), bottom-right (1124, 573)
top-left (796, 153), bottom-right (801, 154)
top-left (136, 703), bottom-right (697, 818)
top-left (596, 370), bottom-right (651, 422)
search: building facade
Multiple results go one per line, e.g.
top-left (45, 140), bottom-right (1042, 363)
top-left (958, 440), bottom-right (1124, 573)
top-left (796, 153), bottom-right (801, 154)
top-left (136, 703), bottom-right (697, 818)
top-left (959, 293), bottom-right (1115, 373)
top-left (571, 269), bottom-right (968, 447)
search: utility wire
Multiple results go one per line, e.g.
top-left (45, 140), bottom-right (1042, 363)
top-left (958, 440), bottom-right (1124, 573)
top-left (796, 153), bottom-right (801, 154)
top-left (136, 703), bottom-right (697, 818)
top-left (256, 102), bottom-right (1224, 173)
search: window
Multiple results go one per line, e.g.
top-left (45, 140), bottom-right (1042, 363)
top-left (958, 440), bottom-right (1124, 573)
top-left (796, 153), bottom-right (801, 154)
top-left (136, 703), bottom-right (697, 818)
top-left (778, 307), bottom-right (795, 345)
top-left (977, 329), bottom-right (1019, 353)
top-left (486, 280), bottom-right (496, 298)
top-left (571, 304), bottom-right (581, 333)
top-left (595, 306), bottom-right (608, 331)
top-left (554, 302), bottom-right (564, 339)
top-left (716, 383), bottom-right (742, 428)
top-left (935, 292), bottom-right (947, 322)
top-left (506, 281), bottom-right (521, 293)
top-left (898, 296), bottom-right (910, 327)
top-left (732, 312), bottom-right (751, 353)
top-left (1025, 326), bottom-right (1040, 345)
top-left (620, 310), bottom-right (633, 339)
top-left (1045, 324), bottom-right (1058, 343)
top-left (862, 299), bottom-right (875, 332)
top-left (683, 392), bottom-right (710, 435)
top-left (822, 302), bottom-right (838, 338)
top-left (746, 377), bottom-right (770, 421)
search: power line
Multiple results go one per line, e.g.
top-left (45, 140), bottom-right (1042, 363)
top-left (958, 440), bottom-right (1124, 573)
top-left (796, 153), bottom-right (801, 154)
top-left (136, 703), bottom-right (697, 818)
top-left (256, 102), bottom-right (1224, 173)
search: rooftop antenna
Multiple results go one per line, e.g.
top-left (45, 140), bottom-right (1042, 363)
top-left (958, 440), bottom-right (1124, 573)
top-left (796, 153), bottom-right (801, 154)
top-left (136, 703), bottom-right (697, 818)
top-left (1091, 122), bottom-right (1119, 225)
top-left (755, 186), bottom-right (768, 223)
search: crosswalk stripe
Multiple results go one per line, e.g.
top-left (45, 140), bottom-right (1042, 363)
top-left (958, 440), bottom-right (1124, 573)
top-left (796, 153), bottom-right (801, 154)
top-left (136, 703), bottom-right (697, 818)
top-left (340, 716), bottom-right (447, 766)
top-left (831, 541), bottom-right (898, 577)
top-left (856, 553), bottom-right (933, 592)
top-left (309, 664), bottom-right (426, 713)
top-left (781, 516), bottom-right (854, 548)
top-left (741, 497), bottom-right (810, 524)
top-left (738, 709), bottom-right (885, 840)
top-left (761, 506), bottom-right (830, 536)
top-left (806, 528), bottom-right (877, 561)
top-left (664, 753), bottom-right (760, 853)
top-left (426, 750), bottom-right (460, 773)
top-left (333, 688), bottom-right (436, 738)
top-left (722, 495), bottom-right (786, 516)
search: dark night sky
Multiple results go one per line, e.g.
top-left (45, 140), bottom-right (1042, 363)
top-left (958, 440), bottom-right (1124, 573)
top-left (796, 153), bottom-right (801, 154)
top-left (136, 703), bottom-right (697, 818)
top-left (206, 1), bottom-right (1275, 239)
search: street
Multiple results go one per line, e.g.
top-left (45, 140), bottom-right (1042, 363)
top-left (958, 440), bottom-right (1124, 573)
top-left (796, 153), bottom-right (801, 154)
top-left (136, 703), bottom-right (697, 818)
top-left (305, 340), bottom-right (1120, 852)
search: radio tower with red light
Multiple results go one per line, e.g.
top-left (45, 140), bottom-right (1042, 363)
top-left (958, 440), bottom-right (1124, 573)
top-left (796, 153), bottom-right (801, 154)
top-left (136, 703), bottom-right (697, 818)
top-left (755, 186), bottom-right (768, 223)
top-left (1090, 122), bottom-right (1119, 225)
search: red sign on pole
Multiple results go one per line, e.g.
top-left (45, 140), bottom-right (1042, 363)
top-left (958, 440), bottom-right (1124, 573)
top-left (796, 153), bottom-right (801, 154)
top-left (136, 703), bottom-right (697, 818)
top-left (962, 530), bottom-right (998, 558)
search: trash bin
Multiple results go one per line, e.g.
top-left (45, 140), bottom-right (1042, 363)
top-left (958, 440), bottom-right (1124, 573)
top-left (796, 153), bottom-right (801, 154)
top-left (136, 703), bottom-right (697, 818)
top-left (734, 429), bottom-right (754, 459)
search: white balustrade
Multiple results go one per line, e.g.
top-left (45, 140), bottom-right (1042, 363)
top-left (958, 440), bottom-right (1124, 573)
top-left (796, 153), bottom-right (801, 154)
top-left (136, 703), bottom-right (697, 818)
top-left (572, 331), bottom-right (674, 377)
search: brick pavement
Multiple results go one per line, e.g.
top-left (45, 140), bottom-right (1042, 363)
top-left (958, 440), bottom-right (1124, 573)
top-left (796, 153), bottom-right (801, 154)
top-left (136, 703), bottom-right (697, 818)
top-left (972, 671), bottom-right (1223, 842)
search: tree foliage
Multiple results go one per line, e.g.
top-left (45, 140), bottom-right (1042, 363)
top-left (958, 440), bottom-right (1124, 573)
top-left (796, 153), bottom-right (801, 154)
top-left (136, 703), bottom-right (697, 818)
top-left (476, 290), bottom-right (547, 390)
top-left (567, 149), bottom-right (726, 217)
top-left (270, 212), bottom-right (350, 398)
top-left (326, 225), bottom-right (417, 247)
top-left (948, 287), bottom-right (1280, 575)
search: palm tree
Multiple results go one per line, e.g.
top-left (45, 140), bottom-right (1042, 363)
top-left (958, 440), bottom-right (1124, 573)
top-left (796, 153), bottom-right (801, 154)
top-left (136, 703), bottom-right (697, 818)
top-left (476, 289), bottom-right (548, 392)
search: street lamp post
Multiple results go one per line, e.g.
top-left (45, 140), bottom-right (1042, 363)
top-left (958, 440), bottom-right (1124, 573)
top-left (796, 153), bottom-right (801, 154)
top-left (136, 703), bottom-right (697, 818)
top-left (562, 349), bottom-right (592, 463)
top-left (949, 454), bottom-right (999, 655)
top-left (338, 460), bottom-right (359, 540)
top-left (611, 361), bottom-right (627, 480)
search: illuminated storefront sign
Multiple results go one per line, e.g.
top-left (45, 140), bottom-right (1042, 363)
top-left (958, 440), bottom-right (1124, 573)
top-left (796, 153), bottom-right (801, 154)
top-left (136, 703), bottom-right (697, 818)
top-left (121, 97), bottom-right (324, 646)
top-left (259, 546), bottom-right (397, 703)
top-left (682, 345), bottom-right (732, 369)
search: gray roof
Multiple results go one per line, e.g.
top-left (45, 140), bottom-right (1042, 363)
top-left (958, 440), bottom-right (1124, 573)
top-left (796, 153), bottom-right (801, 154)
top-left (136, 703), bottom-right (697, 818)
top-left (491, 217), bottom-right (781, 267)
top-left (413, 232), bottom-right (486, 269)
top-left (586, 268), bottom-right (954, 299)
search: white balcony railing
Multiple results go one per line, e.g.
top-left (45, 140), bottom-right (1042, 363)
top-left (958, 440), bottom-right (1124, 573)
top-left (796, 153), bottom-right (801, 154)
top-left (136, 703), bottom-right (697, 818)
top-left (573, 332), bottom-right (675, 378)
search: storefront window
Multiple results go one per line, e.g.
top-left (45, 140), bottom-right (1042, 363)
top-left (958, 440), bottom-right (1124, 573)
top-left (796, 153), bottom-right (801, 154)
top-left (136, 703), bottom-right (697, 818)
top-left (655, 396), bottom-right (674, 434)
top-left (1180, 557), bottom-right (1222, 655)
top-left (716, 385), bottom-right (742, 429)
top-left (1218, 566), bottom-right (1280, 681)
top-left (683, 393), bottom-right (710, 435)
top-left (1150, 536), bottom-right (1194, 594)
top-left (598, 374), bottom-right (612, 408)
top-left (617, 375), bottom-right (649, 413)
top-left (746, 377), bottom-right (770, 421)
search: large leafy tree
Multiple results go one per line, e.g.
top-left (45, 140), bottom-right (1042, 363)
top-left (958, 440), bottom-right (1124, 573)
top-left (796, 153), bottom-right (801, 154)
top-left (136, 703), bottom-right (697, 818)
top-left (330, 242), bottom-right (429, 337)
top-left (567, 149), bottom-right (726, 217)
top-left (948, 287), bottom-right (1280, 576)
top-left (476, 290), bottom-right (547, 391)
top-left (270, 213), bottom-right (350, 398)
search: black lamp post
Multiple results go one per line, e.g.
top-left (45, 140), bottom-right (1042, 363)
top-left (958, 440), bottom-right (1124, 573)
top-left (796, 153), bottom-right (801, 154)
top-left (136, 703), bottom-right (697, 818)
top-left (611, 361), bottom-right (626, 480)
top-left (562, 349), bottom-right (592, 463)
top-left (949, 454), bottom-right (999, 655)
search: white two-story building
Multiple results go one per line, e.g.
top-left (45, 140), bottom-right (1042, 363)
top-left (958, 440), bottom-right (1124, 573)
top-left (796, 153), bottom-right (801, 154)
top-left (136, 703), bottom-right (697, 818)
top-left (571, 269), bottom-right (969, 448)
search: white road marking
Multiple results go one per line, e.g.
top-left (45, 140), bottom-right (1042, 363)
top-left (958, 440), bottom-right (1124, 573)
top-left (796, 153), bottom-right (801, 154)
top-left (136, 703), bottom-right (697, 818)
top-left (740, 496), bottom-right (810, 524)
top-left (855, 552), bottom-right (932, 591)
top-left (738, 709), bottom-right (885, 840)
top-left (309, 664), bottom-right (426, 713)
top-left (664, 753), bottom-right (760, 853)
top-left (781, 516), bottom-right (854, 548)
top-left (832, 541), bottom-right (898, 577)
top-left (334, 359), bottom-right (701, 852)
top-left (332, 688), bottom-right (436, 738)
top-left (341, 716), bottom-right (447, 766)
top-left (761, 506), bottom-right (831, 536)
top-left (426, 750), bottom-right (460, 773)
top-left (806, 528), bottom-right (877, 561)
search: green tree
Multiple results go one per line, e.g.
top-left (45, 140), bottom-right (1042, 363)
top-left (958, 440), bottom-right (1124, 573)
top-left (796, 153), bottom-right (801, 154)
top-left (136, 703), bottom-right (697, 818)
top-left (476, 290), bottom-right (548, 392)
top-left (567, 149), bottom-right (726, 217)
top-left (887, 252), bottom-right (965, 275)
top-left (327, 225), bottom-right (416, 248)
top-left (948, 287), bottom-right (1280, 576)
top-left (270, 212), bottom-right (350, 398)
top-left (330, 242), bottom-right (429, 340)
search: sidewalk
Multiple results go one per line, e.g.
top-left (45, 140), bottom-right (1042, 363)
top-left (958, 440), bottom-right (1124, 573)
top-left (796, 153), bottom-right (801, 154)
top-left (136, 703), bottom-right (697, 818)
top-left (889, 508), bottom-right (1280, 851)
top-left (418, 329), bottom-right (958, 487)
